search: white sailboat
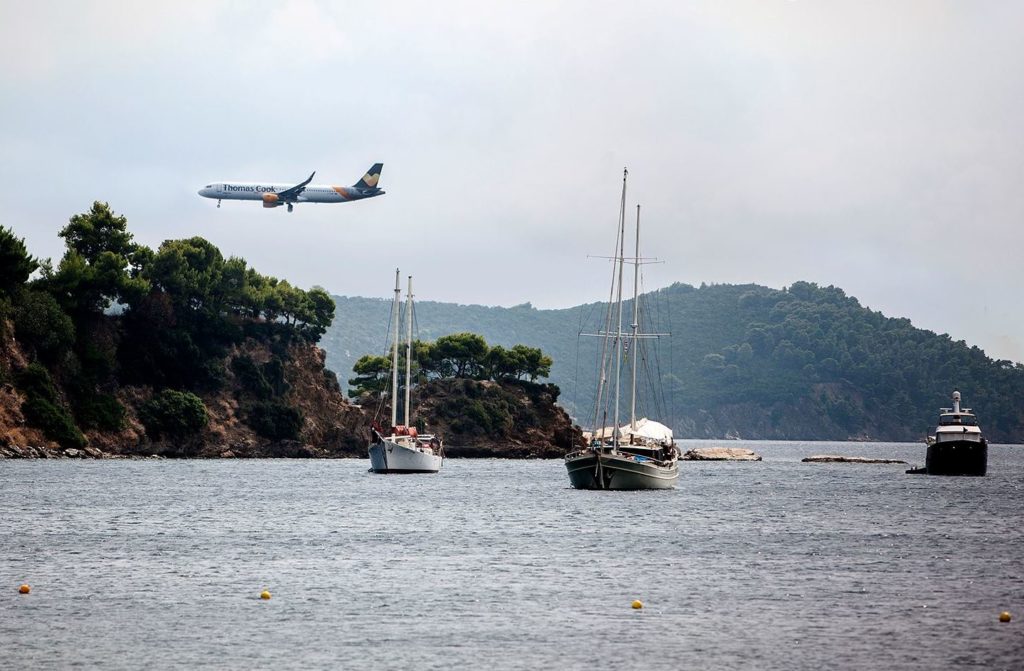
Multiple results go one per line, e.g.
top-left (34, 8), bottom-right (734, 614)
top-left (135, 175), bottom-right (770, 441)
top-left (565, 169), bottom-right (679, 490)
top-left (368, 270), bottom-right (443, 474)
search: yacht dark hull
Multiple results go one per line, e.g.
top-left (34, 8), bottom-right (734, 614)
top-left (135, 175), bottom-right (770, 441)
top-left (565, 451), bottom-right (678, 490)
top-left (923, 440), bottom-right (987, 476)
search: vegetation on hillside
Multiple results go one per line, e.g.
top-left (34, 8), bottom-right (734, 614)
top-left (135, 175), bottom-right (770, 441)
top-left (347, 332), bottom-right (574, 452)
top-left (325, 283), bottom-right (1024, 442)
top-left (0, 203), bottom-right (335, 450)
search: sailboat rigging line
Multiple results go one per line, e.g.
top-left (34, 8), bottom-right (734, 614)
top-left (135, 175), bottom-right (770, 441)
top-left (638, 272), bottom-right (670, 423)
top-left (371, 275), bottom-right (403, 426)
top-left (610, 169), bottom-right (628, 450)
top-left (572, 301), bottom-right (592, 424)
top-left (572, 331), bottom-right (581, 427)
top-left (591, 169), bottom-right (628, 438)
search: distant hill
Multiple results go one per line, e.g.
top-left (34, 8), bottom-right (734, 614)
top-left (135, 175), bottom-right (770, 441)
top-left (323, 281), bottom-right (1024, 443)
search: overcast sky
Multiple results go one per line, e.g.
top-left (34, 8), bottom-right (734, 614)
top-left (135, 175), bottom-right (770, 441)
top-left (2, 1), bottom-right (1022, 361)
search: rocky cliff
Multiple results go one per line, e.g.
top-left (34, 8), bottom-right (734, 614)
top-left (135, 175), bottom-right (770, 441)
top-left (3, 320), bottom-right (582, 459)
top-left (1, 321), bottom-right (368, 459)
top-left (411, 378), bottom-right (584, 458)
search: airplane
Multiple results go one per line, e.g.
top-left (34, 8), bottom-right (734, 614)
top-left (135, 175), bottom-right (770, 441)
top-left (198, 163), bottom-right (385, 212)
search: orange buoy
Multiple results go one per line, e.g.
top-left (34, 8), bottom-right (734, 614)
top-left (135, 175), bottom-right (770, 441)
top-left (19, 584), bottom-right (30, 594)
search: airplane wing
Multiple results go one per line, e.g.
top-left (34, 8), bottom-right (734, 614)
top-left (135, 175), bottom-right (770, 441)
top-left (277, 171), bottom-right (316, 201)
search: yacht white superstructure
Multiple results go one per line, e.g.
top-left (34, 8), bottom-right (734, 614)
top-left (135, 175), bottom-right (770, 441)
top-left (909, 390), bottom-right (987, 476)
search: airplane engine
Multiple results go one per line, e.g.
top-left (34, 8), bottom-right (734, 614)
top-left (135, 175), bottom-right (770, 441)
top-left (262, 193), bottom-right (281, 208)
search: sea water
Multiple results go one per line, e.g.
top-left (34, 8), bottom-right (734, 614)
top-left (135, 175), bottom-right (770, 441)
top-left (1, 441), bottom-right (1022, 670)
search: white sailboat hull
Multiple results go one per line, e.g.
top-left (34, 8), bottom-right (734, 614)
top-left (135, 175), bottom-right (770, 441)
top-left (369, 438), bottom-right (442, 474)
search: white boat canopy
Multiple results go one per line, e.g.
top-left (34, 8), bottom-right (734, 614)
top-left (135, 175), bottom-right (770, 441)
top-left (618, 418), bottom-right (674, 443)
top-left (585, 426), bottom-right (620, 441)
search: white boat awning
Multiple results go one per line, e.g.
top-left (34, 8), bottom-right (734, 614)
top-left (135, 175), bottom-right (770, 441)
top-left (587, 426), bottom-right (619, 440)
top-left (618, 418), bottom-right (674, 443)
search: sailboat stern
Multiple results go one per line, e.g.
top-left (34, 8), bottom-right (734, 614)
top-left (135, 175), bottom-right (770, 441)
top-left (369, 436), bottom-right (443, 474)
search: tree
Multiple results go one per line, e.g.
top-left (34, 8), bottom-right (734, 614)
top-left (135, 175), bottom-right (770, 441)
top-left (0, 225), bottom-right (38, 296)
top-left (139, 389), bottom-right (209, 440)
top-left (217, 256), bottom-right (249, 314)
top-left (14, 363), bottom-right (86, 449)
top-left (302, 287), bottom-right (335, 340)
top-left (275, 280), bottom-right (305, 325)
top-left (484, 345), bottom-right (520, 380)
top-left (247, 401), bottom-right (303, 440)
top-left (511, 344), bottom-right (552, 381)
top-left (146, 237), bottom-right (225, 312)
top-left (348, 354), bottom-right (392, 398)
top-left (433, 332), bottom-right (488, 378)
top-left (47, 202), bottom-right (150, 313)
top-left (13, 290), bottom-right (75, 361)
top-left (60, 202), bottom-right (135, 262)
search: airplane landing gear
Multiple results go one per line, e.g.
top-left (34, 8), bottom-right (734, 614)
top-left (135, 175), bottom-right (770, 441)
top-left (217, 199), bottom-right (221, 208)
top-left (287, 203), bottom-right (293, 213)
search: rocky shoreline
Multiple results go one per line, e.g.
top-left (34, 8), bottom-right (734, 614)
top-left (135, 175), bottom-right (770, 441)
top-left (0, 443), bottom-right (569, 460)
top-left (1, 444), bottom-right (144, 459)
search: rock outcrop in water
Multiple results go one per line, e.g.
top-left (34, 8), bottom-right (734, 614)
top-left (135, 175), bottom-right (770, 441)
top-left (682, 447), bottom-right (762, 461)
top-left (802, 455), bottom-right (907, 464)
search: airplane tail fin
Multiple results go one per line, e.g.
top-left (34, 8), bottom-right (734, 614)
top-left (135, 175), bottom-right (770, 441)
top-left (354, 163), bottom-right (383, 189)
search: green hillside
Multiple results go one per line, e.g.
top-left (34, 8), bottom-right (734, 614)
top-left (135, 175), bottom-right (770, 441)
top-left (323, 281), bottom-right (1024, 443)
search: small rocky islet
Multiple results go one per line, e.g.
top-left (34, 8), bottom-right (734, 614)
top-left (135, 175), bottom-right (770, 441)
top-left (682, 447), bottom-right (762, 461)
top-left (802, 455), bottom-right (908, 464)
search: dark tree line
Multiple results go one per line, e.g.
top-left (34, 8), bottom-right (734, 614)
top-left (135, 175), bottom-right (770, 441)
top-left (670, 280), bottom-right (1024, 439)
top-left (347, 332), bottom-right (553, 399)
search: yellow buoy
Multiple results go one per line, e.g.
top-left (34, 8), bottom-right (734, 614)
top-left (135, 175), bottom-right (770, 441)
top-left (260, 590), bottom-right (271, 600)
top-left (999, 611), bottom-right (1011, 623)
top-left (19, 584), bottom-right (30, 594)
top-left (632, 599), bottom-right (644, 609)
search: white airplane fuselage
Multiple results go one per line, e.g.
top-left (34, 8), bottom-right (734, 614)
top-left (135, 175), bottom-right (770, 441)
top-left (198, 164), bottom-right (384, 210)
top-left (198, 182), bottom-right (383, 204)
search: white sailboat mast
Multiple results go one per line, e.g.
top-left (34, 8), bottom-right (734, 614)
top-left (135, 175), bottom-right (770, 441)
top-left (630, 204), bottom-right (641, 432)
top-left (390, 268), bottom-right (401, 428)
top-left (611, 169), bottom-right (628, 449)
top-left (403, 275), bottom-right (414, 429)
